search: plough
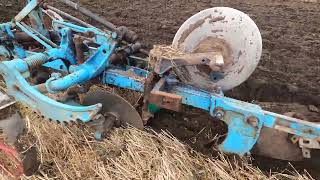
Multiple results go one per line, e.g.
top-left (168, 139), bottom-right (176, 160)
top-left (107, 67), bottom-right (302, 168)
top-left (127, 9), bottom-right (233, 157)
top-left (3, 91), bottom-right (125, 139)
top-left (0, 0), bottom-right (319, 176)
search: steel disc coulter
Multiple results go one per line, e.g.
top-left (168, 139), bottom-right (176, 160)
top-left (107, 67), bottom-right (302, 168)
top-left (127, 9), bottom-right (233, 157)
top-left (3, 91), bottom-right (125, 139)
top-left (173, 7), bottom-right (262, 91)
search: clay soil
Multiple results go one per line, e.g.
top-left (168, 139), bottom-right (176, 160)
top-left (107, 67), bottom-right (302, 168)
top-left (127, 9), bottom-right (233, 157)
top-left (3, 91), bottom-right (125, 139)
top-left (1, 0), bottom-right (320, 178)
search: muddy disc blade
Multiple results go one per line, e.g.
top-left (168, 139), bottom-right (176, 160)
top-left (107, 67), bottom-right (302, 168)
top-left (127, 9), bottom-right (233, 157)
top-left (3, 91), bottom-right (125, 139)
top-left (172, 7), bottom-right (262, 91)
top-left (82, 89), bottom-right (144, 129)
top-left (0, 91), bottom-right (15, 111)
top-left (252, 127), bottom-right (303, 161)
top-left (0, 113), bottom-right (25, 144)
top-left (253, 112), bottom-right (306, 161)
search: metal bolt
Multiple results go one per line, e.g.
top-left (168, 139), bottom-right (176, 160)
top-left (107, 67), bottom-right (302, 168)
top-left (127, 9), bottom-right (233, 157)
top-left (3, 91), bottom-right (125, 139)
top-left (247, 117), bottom-right (259, 128)
top-left (111, 32), bottom-right (118, 39)
top-left (215, 110), bottom-right (225, 120)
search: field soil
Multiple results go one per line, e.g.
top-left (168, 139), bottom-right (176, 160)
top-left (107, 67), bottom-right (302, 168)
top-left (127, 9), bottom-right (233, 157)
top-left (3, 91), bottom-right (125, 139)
top-left (1, 0), bottom-right (320, 178)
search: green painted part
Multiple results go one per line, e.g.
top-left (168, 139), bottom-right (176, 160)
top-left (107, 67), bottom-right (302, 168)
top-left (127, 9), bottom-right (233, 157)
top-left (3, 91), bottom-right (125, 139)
top-left (148, 103), bottom-right (161, 113)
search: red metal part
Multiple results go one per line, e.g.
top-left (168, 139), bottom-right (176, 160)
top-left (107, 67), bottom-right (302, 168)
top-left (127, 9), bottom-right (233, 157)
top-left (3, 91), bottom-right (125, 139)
top-left (0, 140), bottom-right (24, 178)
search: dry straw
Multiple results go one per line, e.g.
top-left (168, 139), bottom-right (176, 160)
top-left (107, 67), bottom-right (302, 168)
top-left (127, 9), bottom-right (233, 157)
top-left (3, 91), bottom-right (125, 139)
top-left (0, 81), bottom-right (313, 180)
top-left (0, 109), bottom-right (307, 180)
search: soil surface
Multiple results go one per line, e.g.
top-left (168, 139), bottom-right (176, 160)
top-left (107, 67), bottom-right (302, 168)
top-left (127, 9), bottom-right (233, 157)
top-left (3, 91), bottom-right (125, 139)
top-left (1, 0), bottom-right (320, 178)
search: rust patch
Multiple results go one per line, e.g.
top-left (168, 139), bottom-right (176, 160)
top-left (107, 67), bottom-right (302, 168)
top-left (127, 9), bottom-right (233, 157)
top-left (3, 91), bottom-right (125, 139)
top-left (36, 83), bottom-right (47, 93)
top-left (195, 65), bottom-right (211, 76)
top-left (193, 37), bottom-right (232, 67)
top-left (42, 13), bottom-right (52, 30)
top-left (275, 112), bottom-right (307, 129)
top-left (174, 37), bottom-right (233, 91)
top-left (142, 72), bottom-right (157, 124)
top-left (247, 116), bottom-right (259, 128)
top-left (29, 17), bottom-right (38, 30)
top-left (149, 91), bottom-right (182, 112)
top-left (238, 65), bottom-right (245, 74)
top-left (178, 15), bottom-right (212, 45)
top-left (209, 16), bottom-right (225, 23)
top-left (275, 118), bottom-right (291, 128)
top-left (115, 70), bottom-right (145, 81)
top-left (73, 36), bottom-right (86, 64)
top-left (211, 29), bottom-right (224, 33)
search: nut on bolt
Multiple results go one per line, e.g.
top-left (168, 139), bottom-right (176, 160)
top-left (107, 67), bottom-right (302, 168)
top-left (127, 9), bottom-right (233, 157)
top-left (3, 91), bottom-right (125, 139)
top-left (214, 110), bottom-right (225, 120)
top-left (247, 116), bottom-right (259, 128)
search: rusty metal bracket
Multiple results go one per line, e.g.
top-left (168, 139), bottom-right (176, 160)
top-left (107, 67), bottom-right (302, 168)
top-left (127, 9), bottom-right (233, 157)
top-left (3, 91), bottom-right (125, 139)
top-left (299, 138), bottom-right (320, 158)
top-left (148, 78), bottom-right (182, 112)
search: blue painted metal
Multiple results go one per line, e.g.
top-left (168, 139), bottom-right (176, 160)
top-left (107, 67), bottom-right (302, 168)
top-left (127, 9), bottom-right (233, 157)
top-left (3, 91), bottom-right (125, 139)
top-left (0, 46), bottom-right (10, 58)
top-left (103, 66), bottom-right (148, 92)
top-left (262, 111), bottom-right (320, 139)
top-left (0, 23), bottom-right (26, 58)
top-left (43, 59), bottom-right (68, 72)
top-left (46, 42), bottom-right (116, 93)
top-left (218, 111), bottom-right (262, 155)
top-left (16, 22), bottom-right (52, 49)
top-left (212, 96), bottom-right (263, 155)
top-left (94, 132), bottom-right (103, 141)
top-left (104, 70), bottom-right (320, 155)
top-left (24, 50), bottom-right (68, 72)
top-left (166, 81), bottom-right (320, 155)
top-left (14, 0), bottom-right (41, 23)
top-left (0, 0), bottom-right (116, 124)
top-left (45, 28), bottom-right (77, 64)
top-left (0, 54), bottom-right (102, 123)
top-left (174, 84), bottom-right (212, 110)
top-left (7, 25), bottom-right (73, 72)
top-left (103, 71), bottom-right (260, 154)
top-left (124, 66), bottom-right (149, 77)
top-left (52, 20), bottom-right (113, 44)
top-left (27, 0), bottom-right (50, 38)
